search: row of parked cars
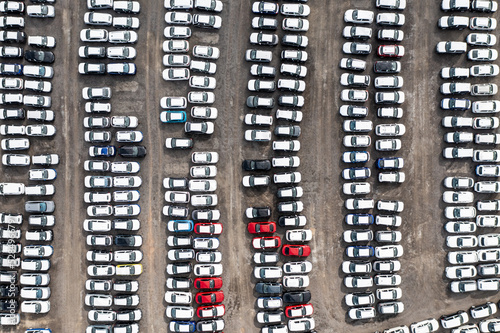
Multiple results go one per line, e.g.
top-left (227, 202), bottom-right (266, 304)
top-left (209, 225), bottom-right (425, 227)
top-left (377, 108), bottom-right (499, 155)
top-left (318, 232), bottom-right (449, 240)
top-left (436, 0), bottom-right (500, 298)
top-left (378, 299), bottom-right (500, 333)
top-left (162, 1), bottom-right (225, 332)
top-left (0, 3), bottom-right (60, 328)
top-left (81, 80), bottom-right (144, 333)
top-left (339, 2), bottom-right (407, 321)
top-left (161, 1), bottom-right (223, 147)
top-left (242, 2), bottom-right (315, 333)
top-left (163, 154), bottom-right (226, 333)
top-left (79, 0), bottom-right (141, 76)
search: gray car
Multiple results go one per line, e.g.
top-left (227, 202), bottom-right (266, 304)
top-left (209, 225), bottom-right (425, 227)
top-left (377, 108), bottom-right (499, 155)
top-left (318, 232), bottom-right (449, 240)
top-left (25, 201), bottom-right (55, 213)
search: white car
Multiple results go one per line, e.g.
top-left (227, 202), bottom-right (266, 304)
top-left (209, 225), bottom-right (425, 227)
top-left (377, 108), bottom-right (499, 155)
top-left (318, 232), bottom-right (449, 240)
top-left (111, 116), bottom-right (138, 128)
top-left (441, 311), bottom-right (470, 329)
top-left (194, 0), bottom-right (222, 12)
top-left (164, 26), bottom-right (191, 39)
top-left (378, 200), bottom-right (404, 212)
top-left (285, 229), bottom-right (312, 242)
top-left (375, 215), bottom-right (402, 227)
top-left (21, 301), bottom-right (49, 314)
top-left (26, 5), bottom-right (54, 17)
top-left (475, 181), bottom-right (500, 193)
top-left (113, 1), bottom-right (140, 13)
top-left (446, 265), bottom-right (477, 279)
top-left (111, 162), bottom-right (140, 174)
top-left (345, 198), bottom-right (374, 210)
top-left (191, 194), bottom-right (218, 207)
top-left (376, 231), bottom-right (402, 243)
top-left (341, 89), bottom-right (369, 102)
top-left (24, 65), bottom-right (54, 79)
top-left (377, 12), bottom-right (405, 26)
top-left (165, 11), bottom-right (192, 25)
top-left (467, 33), bottom-right (497, 46)
top-left (108, 30), bottom-right (138, 44)
top-left (375, 245), bottom-right (403, 258)
top-left (476, 165), bottom-right (500, 177)
top-left (436, 41), bottom-right (467, 53)
top-left (468, 48), bottom-right (498, 61)
top-left (448, 251), bottom-right (478, 265)
top-left (447, 235), bottom-right (478, 248)
top-left (472, 100), bottom-right (500, 113)
top-left (165, 291), bottom-right (192, 305)
top-left (443, 191), bottom-right (474, 203)
top-left (375, 124), bottom-right (406, 136)
top-left (439, 15), bottom-right (469, 29)
top-left (476, 215), bottom-right (500, 227)
top-left (348, 307), bottom-right (375, 320)
top-left (84, 12), bottom-right (112, 26)
top-left (193, 45), bottom-right (219, 59)
top-left (471, 83), bottom-right (498, 96)
top-left (445, 221), bottom-right (477, 234)
top-left (28, 35), bottom-right (56, 48)
top-left (445, 206), bottom-right (477, 220)
top-left (344, 275), bottom-right (373, 288)
top-left (83, 219), bottom-right (112, 232)
top-left (282, 18), bottom-right (309, 31)
top-left (344, 9), bottom-right (374, 24)
top-left (113, 17), bottom-right (140, 29)
top-left (470, 302), bottom-right (497, 319)
top-left (163, 40), bottom-right (189, 53)
top-left (477, 200), bottom-right (500, 211)
top-left (80, 28), bottom-right (108, 42)
top-left (343, 182), bottom-right (371, 195)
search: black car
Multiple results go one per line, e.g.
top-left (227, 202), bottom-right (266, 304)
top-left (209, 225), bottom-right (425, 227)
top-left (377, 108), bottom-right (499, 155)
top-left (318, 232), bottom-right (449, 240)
top-left (0, 285), bottom-right (18, 298)
top-left (0, 299), bottom-right (18, 312)
top-left (115, 235), bottom-right (139, 247)
top-left (248, 206), bottom-right (271, 218)
top-left (0, 31), bottom-right (25, 43)
top-left (255, 282), bottom-right (283, 295)
top-left (118, 145), bottom-right (147, 158)
top-left (24, 50), bottom-right (55, 64)
top-left (283, 290), bottom-right (311, 304)
top-left (373, 61), bottom-right (401, 74)
top-left (242, 159), bottom-right (271, 171)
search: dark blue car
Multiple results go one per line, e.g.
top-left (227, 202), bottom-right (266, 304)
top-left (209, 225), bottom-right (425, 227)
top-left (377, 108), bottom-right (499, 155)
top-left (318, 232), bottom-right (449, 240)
top-left (169, 321), bottom-right (196, 333)
top-left (0, 63), bottom-right (22, 75)
top-left (89, 145), bottom-right (116, 157)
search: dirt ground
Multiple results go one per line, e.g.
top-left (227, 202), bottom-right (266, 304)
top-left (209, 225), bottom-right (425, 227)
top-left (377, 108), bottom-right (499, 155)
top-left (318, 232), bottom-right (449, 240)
top-left (1, 0), bottom-right (499, 332)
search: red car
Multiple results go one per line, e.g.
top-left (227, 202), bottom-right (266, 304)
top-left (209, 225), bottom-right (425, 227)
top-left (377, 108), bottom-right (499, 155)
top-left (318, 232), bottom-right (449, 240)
top-left (195, 291), bottom-right (224, 305)
top-left (252, 236), bottom-right (281, 250)
top-left (377, 45), bottom-right (405, 58)
top-left (285, 304), bottom-right (314, 318)
top-left (282, 244), bottom-right (310, 257)
top-left (247, 221), bottom-right (276, 234)
top-left (194, 222), bottom-right (223, 235)
top-left (194, 277), bottom-right (223, 290)
top-left (197, 304), bottom-right (226, 319)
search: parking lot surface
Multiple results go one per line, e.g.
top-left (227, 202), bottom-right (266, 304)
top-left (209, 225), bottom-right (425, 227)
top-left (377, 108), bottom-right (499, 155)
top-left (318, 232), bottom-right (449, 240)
top-left (2, 0), bottom-right (500, 332)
